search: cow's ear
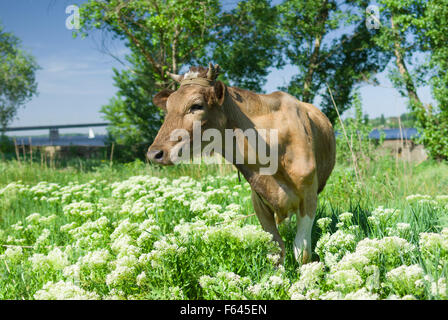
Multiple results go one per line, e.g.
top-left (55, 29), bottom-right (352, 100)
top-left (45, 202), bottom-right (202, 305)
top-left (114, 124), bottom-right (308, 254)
top-left (213, 81), bottom-right (226, 106)
top-left (153, 89), bottom-right (174, 111)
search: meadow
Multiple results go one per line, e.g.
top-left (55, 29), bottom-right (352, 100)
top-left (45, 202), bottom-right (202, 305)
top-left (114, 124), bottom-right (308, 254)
top-left (0, 156), bottom-right (448, 300)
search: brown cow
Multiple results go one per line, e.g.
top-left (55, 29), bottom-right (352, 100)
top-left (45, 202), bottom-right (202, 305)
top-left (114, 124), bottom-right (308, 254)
top-left (148, 63), bottom-right (336, 264)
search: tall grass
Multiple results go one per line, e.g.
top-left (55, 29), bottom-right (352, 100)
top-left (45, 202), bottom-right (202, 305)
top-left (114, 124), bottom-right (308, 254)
top-left (1, 154), bottom-right (448, 299)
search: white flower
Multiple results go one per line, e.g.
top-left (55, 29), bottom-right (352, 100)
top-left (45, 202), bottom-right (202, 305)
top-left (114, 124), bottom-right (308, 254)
top-left (63, 201), bottom-right (96, 218)
top-left (225, 203), bottom-right (241, 213)
top-left (344, 288), bottom-right (378, 300)
top-left (29, 253), bottom-right (49, 271)
top-left (136, 271), bottom-right (147, 287)
top-left (247, 284), bottom-right (262, 296)
top-left (401, 295), bottom-right (417, 300)
top-left (435, 195), bottom-right (448, 201)
top-left (419, 229), bottom-right (448, 260)
top-left (110, 219), bottom-right (138, 240)
top-left (289, 262), bottom-right (324, 296)
top-left (356, 236), bottom-right (415, 265)
top-left (34, 281), bottom-right (99, 300)
top-left (430, 277), bottom-right (447, 299)
top-left (169, 286), bottom-right (185, 299)
top-left (79, 249), bottom-right (110, 268)
top-left (26, 213), bottom-right (42, 225)
top-left (406, 194), bottom-right (432, 201)
top-left (316, 217), bottom-right (332, 233)
top-left (387, 294), bottom-right (416, 300)
top-left (319, 291), bottom-right (343, 300)
top-left (112, 255), bottom-right (138, 269)
top-left (63, 264), bottom-right (81, 280)
top-left (29, 248), bottom-right (69, 272)
top-left (269, 275), bottom-right (284, 287)
top-left (217, 271), bottom-right (241, 284)
top-left (267, 253), bottom-right (280, 265)
top-left (335, 251), bottom-right (371, 272)
top-left (46, 248), bottom-right (69, 270)
top-left (106, 265), bottom-right (135, 286)
top-left (330, 268), bottom-right (363, 292)
top-left (315, 230), bottom-right (357, 266)
top-left (339, 212), bottom-right (353, 225)
top-left (290, 292), bottom-right (307, 300)
top-left (368, 206), bottom-right (399, 227)
top-left (60, 222), bottom-right (77, 233)
top-left (36, 229), bottom-right (51, 245)
top-left (199, 275), bottom-right (213, 289)
top-left (111, 234), bottom-right (141, 257)
top-left (189, 197), bottom-right (208, 213)
top-left (386, 264), bottom-right (425, 296)
top-left (0, 246), bottom-right (23, 263)
top-left (397, 223), bottom-right (411, 232)
top-left (202, 224), bottom-right (274, 248)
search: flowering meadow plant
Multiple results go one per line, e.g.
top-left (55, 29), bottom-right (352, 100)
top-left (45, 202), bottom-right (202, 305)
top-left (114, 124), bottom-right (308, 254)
top-left (1, 163), bottom-right (448, 300)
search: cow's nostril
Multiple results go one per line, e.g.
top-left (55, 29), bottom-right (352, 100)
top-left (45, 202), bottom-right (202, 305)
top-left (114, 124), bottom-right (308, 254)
top-left (147, 149), bottom-right (165, 163)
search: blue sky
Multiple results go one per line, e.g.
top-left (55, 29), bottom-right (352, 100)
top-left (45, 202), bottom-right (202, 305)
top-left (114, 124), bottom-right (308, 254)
top-left (0, 0), bottom-right (435, 136)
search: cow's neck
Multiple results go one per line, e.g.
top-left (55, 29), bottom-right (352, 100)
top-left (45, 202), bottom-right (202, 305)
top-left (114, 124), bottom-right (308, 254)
top-left (219, 86), bottom-right (282, 210)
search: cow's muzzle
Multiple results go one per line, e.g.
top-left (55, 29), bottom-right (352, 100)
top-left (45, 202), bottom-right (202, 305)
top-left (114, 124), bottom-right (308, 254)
top-left (147, 147), bottom-right (173, 165)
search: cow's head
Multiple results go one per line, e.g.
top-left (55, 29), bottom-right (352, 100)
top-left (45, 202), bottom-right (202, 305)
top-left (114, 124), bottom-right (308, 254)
top-left (147, 63), bottom-right (227, 165)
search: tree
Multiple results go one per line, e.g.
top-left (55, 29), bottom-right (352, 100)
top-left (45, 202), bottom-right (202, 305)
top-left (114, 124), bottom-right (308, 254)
top-left (416, 0), bottom-right (448, 160)
top-left (78, 0), bottom-right (221, 149)
top-left (422, 0), bottom-right (448, 108)
top-left (0, 23), bottom-right (39, 132)
top-left (79, 0), bottom-right (283, 151)
top-left (80, 0), bottom-right (221, 84)
top-left (100, 53), bottom-right (161, 147)
top-left (380, 114), bottom-right (386, 126)
top-left (212, 0), bottom-right (284, 92)
top-left (373, 0), bottom-right (448, 160)
top-left (278, 0), bottom-right (390, 124)
top-left (373, 0), bottom-right (427, 120)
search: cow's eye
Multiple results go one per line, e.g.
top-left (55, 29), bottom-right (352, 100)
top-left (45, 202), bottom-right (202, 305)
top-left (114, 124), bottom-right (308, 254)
top-left (189, 104), bottom-right (204, 113)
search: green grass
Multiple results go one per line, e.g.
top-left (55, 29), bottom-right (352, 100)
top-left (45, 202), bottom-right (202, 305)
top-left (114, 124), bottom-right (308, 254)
top-left (0, 156), bottom-right (448, 300)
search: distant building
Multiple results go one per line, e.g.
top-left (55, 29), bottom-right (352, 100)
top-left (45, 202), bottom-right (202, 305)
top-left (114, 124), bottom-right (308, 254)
top-left (368, 128), bottom-right (419, 140)
top-left (369, 128), bottom-right (427, 162)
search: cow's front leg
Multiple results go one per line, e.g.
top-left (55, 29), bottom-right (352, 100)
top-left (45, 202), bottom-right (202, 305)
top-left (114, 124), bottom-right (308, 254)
top-left (251, 190), bottom-right (285, 264)
top-left (294, 211), bottom-right (315, 264)
top-left (294, 180), bottom-right (318, 264)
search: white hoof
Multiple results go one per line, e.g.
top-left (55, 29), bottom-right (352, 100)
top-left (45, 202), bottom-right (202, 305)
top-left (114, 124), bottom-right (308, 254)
top-left (294, 214), bottom-right (314, 263)
top-left (293, 238), bottom-right (311, 263)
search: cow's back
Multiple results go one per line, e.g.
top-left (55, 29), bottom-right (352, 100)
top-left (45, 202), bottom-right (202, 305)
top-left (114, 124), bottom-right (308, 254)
top-left (228, 87), bottom-right (336, 194)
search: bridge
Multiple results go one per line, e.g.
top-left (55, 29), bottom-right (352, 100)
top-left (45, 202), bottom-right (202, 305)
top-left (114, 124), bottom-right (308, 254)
top-left (4, 123), bottom-right (110, 146)
top-left (5, 122), bottom-right (109, 132)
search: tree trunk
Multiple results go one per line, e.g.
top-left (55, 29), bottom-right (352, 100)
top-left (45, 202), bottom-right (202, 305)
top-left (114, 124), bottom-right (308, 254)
top-left (303, 35), bottom-right (323, 102)
top-left (302, 1), bottom-right (328, 103)
top-left (172, 27), bottom-right (180, 74)
top-left (390, 16), bottom-right (426, 122)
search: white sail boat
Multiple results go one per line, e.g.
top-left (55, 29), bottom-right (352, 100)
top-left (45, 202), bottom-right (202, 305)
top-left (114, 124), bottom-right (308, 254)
top-left (88, 128), bottom-right (95, 139)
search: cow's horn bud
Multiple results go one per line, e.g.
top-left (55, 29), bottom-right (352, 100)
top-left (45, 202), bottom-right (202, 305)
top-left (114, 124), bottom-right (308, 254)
top-left (207, 62), bottom-right (219, 81)
top-left (168, 72), bottom-right (183, 83)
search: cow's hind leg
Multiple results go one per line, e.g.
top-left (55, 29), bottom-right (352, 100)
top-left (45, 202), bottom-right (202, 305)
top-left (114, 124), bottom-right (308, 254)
top-left (294, 179), bottom-right (318, 264)
top-left (251, 190), bottom-right (285, 264)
